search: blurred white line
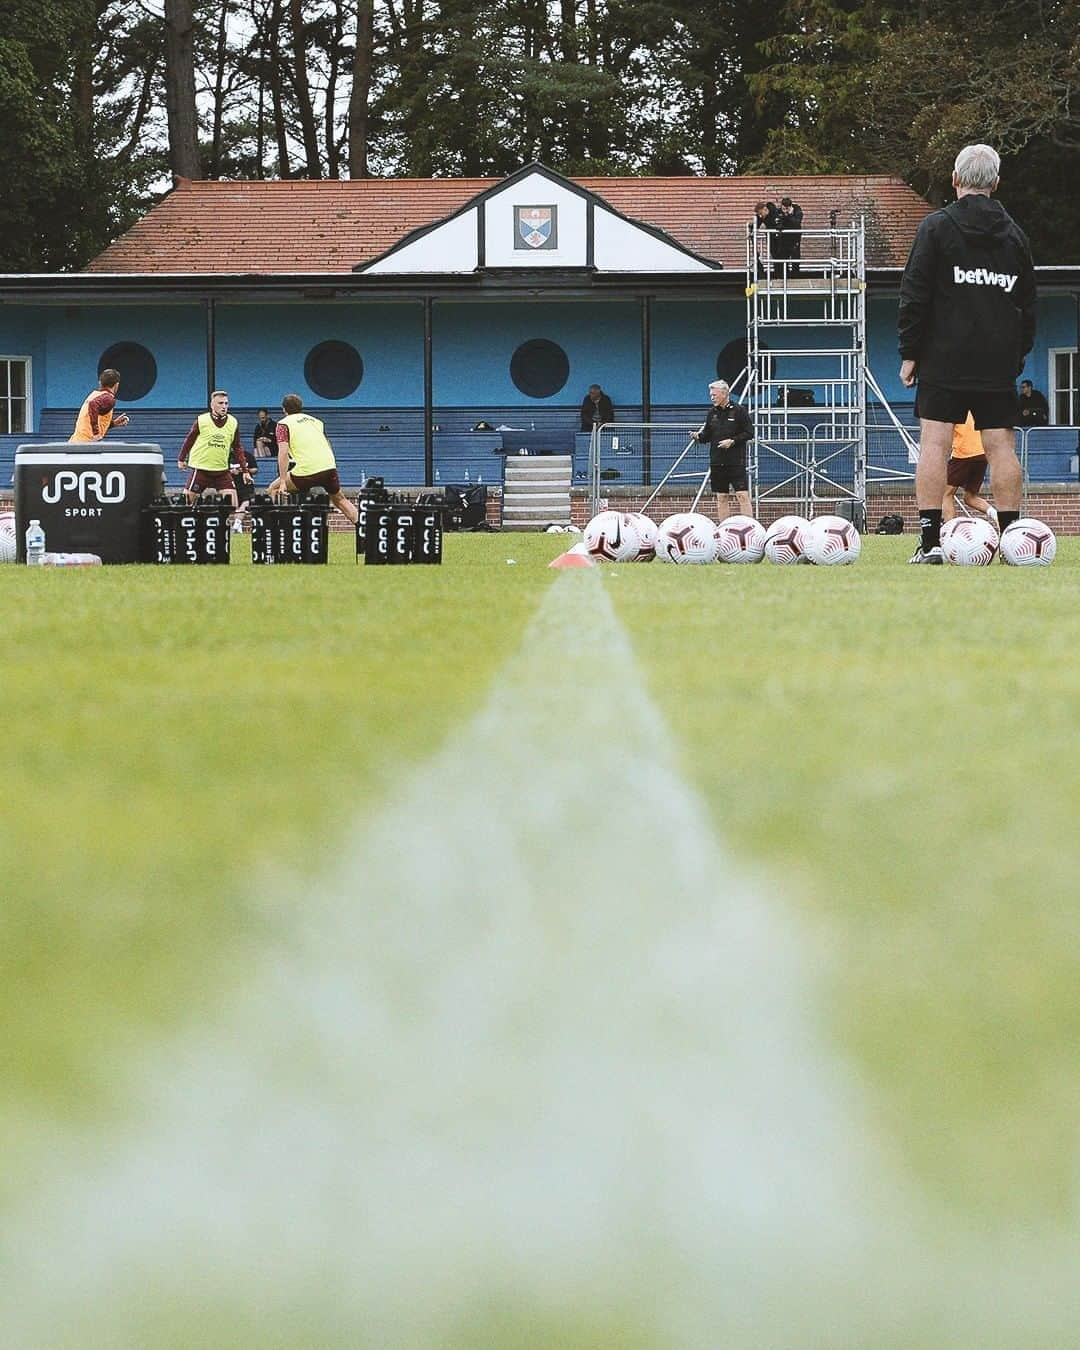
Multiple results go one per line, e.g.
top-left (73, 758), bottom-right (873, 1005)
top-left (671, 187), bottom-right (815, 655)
top-left (2, 574), bottom-right (1078, 1348)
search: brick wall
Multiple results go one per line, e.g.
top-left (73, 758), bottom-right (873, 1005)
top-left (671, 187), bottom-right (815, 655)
top-left (569, 483), bottom-right (1080, 534)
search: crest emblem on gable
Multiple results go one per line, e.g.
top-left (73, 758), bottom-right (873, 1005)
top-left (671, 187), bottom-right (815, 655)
top-left (514, 205), bottom-right (557, 250)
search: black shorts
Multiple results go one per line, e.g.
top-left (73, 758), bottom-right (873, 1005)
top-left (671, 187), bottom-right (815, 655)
top-left (711, 460), bottom-right (748, 494)
top-left (915, 383), bottom-right (1018, 431)
top-left (947, 455), bottom-right (988, 491)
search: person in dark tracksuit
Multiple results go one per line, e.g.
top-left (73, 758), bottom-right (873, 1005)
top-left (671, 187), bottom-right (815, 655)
top-left (898, 142), bottom-right (1036, 563)
top-left (753, 201), bottom-right (783, 278)
top-left (695, 380), bottom-right (755, 520)
top-left (777, 197), bottom-right (804, 275)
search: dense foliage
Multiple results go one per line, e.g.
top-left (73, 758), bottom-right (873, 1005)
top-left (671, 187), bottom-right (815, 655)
top-left (1, 0), bottom-right (1076, 268)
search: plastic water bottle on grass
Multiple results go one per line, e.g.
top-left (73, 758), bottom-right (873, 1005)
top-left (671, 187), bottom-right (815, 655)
top-left (25, 519), bottom-right (45, 565)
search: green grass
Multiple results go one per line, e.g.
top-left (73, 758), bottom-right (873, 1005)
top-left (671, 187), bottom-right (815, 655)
top-left (2, 532), bottom-right (1079, 1296)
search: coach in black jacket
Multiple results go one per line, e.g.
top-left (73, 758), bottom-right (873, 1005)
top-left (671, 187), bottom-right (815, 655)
top-left (898, 142), bottom-right (1035, 563)
top-left (695, 380), bottom-right (754, 520)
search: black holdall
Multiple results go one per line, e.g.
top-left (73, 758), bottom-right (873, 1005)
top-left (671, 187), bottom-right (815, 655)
top-left (876, 513), bottom-right (905, 535)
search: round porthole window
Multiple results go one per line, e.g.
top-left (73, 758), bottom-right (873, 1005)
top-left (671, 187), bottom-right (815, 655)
top-left (717, 338), bottom-right (770, 388)
top-left (509, 339), bottom-right (570, 399)
top-left (304, 340), bottom-right (364, 399)
top-left (97, 342), bottom-right (157, 400)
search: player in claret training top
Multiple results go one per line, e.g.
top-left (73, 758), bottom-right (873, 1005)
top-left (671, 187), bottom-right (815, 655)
top-left (272, 393), bottom-right (359, 525)
top-left (69, 368), bottom-right (130, 442)
top-left (178, 390), bottom-right (251, 508)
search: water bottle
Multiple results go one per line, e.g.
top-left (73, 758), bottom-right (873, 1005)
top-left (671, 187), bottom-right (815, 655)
top-left (25, 518), bottom-right (45, 565)
top-left (361, 466), bottom-right (367, 487)
top-left (464, 467), bottom-right (471, 484)
top-left (477, 471), bottom-right (483, 485)
top-left (435, 468), bottom-right (441, 483)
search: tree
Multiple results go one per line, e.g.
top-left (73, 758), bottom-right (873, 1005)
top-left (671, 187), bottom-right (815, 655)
top-left (164, 0), bottom-right (201, 179)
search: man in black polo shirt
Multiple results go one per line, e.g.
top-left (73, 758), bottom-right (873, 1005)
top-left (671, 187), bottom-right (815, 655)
top-left (1017, 379), bottom-right (1049, 426)
top-left (898, 142), bottom-right (1036, 563)
top-left (695, 379), bottom-right (755, 520)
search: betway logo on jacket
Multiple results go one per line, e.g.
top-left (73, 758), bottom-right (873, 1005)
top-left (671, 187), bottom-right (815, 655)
top-left (953, 265), bottom-right (1018, 293)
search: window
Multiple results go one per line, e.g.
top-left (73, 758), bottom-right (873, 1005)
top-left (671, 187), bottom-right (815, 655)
top-left (1050, 348), bottom-right (1078, 425)
top-left (98, 342), bottom-right (157, 400)
top-left (304, 341), bottom-right (363, 399)
top-left (0, 357), bottom-right (30, 434)
top-left (509, 339), bottom-right (569, 398)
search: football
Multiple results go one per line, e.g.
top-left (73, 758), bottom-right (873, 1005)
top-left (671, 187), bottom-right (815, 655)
top-left (583, 510), bottom-right (643, 563)
top-left (0, 511), bottom-right (17, 563)
top-left (763, 514), bottom-right (811, 565)
top-left (714, 514), bottom-right (766, 563)
top-left (630, 513), bottom-right (658, 562)
top-left (999, 518), bottom-right (1056, 566)
top-left (654, 512), bottom-right (718, 564)
top-left (940, 516), bottom-right (998, 566)
top-left (805, 514), bottom-right (861, 566)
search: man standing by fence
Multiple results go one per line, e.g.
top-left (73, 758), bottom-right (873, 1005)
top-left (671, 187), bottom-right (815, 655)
top-left (695, 379), bottom-right (754, 521)
top-left (898, 143), bottom-right (1035, 563)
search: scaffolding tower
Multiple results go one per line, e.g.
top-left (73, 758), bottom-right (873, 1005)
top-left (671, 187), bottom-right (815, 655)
top-left (746, 218), bottom-right (869, 524)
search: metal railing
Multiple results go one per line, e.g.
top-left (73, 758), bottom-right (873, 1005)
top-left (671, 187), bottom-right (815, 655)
top-left (587, 420), bottom-right (1080, 520)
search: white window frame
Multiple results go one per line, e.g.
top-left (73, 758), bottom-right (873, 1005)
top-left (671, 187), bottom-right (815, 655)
top-left (0, 355), bottom-right (32, 436)
top-left (1048, 346), bottom-right (1078, 427)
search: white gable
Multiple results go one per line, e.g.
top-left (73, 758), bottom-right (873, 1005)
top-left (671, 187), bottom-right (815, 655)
top-left (593, 205), bottom-right (711, 272)
top-left (357, 166), bottom-right (717, 275)
top-left (364, 206), bottom-right (479, 274)
top-left (482, 171), bottom-right (587, 268)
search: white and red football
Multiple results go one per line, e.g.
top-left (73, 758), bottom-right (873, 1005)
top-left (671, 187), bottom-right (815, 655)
top-left (629, 513), bottom-right (658, 562)
top-left (940, 516), bottom-right (999, 566)
top-left (714, 514), bottom-right (766, 564)
top-left (0, 512), bottom-right (16, 564)
top-left (999, 517), bottom-right (1056, 566)
top-left (763, 514), bottom-right (811, 565)
top-left (583, 510), bottom-right (643, 563)
top-left (805, 514), bottom-right (861, 566)
top-left (654, 512), bottom-right (718, 564)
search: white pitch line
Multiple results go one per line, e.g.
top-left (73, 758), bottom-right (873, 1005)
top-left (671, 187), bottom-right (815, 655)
top-left (3, 573), bottom-right (1080, 1348)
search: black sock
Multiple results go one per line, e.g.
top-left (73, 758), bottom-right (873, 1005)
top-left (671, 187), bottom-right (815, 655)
top-left (919, 509), bottom-right (942, 552)
top-left (997, 510), bottom-right (1020, 533)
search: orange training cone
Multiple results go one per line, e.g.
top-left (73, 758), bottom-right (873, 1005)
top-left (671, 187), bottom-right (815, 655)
top-left (548, 549), bottom-right (595, 569)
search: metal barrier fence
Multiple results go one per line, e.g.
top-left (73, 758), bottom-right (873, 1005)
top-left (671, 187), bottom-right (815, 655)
top-left (589, 421), bottom-right (1080, 519)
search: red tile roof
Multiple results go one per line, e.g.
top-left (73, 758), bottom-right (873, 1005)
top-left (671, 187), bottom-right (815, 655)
top-left (84, 174), bottom-right (931, 274)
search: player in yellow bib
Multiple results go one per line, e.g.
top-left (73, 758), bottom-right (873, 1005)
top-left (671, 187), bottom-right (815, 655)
top-left (272, 393), bottom-right (358, 524)
top-left (178, 390), bottom-right (251, 507)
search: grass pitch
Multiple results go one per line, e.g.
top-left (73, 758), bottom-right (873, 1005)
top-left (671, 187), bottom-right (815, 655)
top-left (2, 532), bottom-right (1079, 1343)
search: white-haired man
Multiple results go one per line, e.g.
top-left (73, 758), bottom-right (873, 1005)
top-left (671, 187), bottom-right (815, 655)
top-left (694, 380), bottom-right (754, 520)
top-left (898, 143), bottom-right (1036, 563)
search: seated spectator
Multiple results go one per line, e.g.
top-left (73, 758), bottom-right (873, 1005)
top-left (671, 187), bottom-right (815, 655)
top-left (580, 384), bottom-right (615, 431)
top-left (1017, 379), bottom-right (1049, 426)
top-left (252, 408), bottom-right (277, 456)
top-left (777, 196), bottom-right (804, 275)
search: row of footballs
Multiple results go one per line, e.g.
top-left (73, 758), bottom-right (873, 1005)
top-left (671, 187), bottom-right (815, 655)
top-left (935, 514), bottom-right (1056, 566)
top-left (579, 511), bottom-right (1057, 567)
top-left (581, 511), bottom-right (861, 566)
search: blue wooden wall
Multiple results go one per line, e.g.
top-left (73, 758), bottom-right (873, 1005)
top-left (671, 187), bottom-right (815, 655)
top-left (0, 292), bottom-right (1070, 427)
